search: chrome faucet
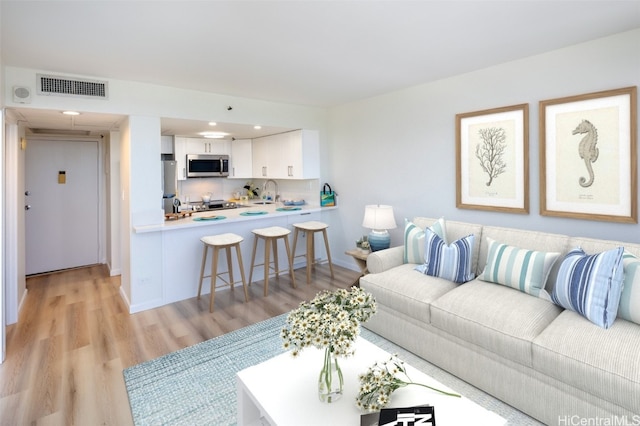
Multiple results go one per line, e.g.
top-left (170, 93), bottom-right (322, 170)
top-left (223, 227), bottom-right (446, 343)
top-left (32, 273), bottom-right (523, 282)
top-left (262, 179), bottom-right (279, 203)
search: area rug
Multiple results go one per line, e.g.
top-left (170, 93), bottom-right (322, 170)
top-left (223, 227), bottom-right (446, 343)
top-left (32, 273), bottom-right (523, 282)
top-left (124, 314), bottom-right (542, 426)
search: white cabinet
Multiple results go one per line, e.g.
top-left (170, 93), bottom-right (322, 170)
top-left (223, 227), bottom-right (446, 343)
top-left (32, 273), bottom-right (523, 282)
top-left (229, 139), bottom-right (253, 179)
top-left (251, 130), bottom-right (319, 179)
top-left (174, 137), bottom-right (232, 180)
top-left (252, 133), bottom-right (283, 178)
top-left (187, 138), bottom-right (230, 155)
top-left (283, 129), bottom-right (319, 179)
top-left (174, 137), bottom-right (189, 180)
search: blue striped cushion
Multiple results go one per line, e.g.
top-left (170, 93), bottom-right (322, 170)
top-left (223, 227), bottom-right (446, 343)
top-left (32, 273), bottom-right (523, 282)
top-left (415, 228), bottom-right (475, 284)
top-left (403, 218), bottom-right (447, 264)
top-left (551, 247), bottom-right (625, 329)
top-left (479, 238), bottom-right (560, 298)
top-left (618, 251), bottom-right (640, 325)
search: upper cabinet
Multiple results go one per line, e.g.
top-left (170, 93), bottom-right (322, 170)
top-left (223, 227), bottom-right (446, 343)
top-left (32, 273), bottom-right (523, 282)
top-left (252, 130), bottom-right (319, 179)
top-left (229, 139), bottom-right (253, 179)
top-left (173, 130), bottom-right (318, 181)
top-left (186, 138), bottom-right (230, 155)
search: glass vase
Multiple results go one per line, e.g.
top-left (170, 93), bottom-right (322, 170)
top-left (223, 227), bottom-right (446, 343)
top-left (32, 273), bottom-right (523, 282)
top-left (318, 347), bottom-right (344, 403)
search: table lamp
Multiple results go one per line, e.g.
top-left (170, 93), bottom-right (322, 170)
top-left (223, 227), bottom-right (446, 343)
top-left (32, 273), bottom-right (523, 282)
top-left (362, 205), bottom-right (397, 251)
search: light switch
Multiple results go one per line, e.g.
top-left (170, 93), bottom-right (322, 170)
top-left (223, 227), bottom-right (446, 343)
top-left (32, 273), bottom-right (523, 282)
top-left (58, 171), bottom-right (66, 184)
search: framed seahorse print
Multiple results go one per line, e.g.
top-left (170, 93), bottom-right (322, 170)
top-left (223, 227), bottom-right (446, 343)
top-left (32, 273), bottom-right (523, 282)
top-left (456, 103), bottom-right (529, 213)
top-left (540, 86), bottom-right (637, 223)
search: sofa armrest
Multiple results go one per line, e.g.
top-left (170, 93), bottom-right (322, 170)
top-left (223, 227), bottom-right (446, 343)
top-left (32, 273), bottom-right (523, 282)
top-left (366, 246), bottom-right (405, 274)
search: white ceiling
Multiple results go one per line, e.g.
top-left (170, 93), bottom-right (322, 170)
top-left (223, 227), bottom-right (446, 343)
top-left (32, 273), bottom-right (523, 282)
top-left (2, 0), bottom-right (639, 137)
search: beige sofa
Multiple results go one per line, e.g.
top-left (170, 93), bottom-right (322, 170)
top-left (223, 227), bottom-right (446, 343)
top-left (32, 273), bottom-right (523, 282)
top-left (360, 217), bottom-right (640, 425)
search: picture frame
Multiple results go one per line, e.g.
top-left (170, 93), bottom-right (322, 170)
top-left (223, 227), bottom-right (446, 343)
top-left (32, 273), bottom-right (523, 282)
top-left (456, 104), bottom-right (529, 213)
top-left (539, 87), bottom-right (637, 223)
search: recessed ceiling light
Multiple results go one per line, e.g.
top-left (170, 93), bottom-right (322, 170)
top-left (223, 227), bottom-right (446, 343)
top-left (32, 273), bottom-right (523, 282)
top-left (254, 125), bottom-right (262, 130)
top-left (208, 122), bottom-right (217, 126)
top-left (200, 131), bottom-right (228, 139)
top-left (62, 111), bottom-right (80, 116)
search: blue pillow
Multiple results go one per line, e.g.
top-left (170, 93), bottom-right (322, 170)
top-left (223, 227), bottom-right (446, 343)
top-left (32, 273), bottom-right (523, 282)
top-left (551, 247), bottom-right (625, 329)
top-left (415, 228), bottom-right (475, 284)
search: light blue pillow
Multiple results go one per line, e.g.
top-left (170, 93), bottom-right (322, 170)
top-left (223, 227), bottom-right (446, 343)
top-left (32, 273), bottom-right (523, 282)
top-left (618, 251), bottom-right (640, 325)
top-left (479, 238), bottom-right (560, 299)
top-left (403, 217), bottom-right (447, 264)
top-left (551, 247), bottom-right (625, 329)
top-left (415, 228), bottom-right (475, 284)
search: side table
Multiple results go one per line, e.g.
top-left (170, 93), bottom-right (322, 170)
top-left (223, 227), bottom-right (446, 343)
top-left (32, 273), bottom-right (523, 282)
top-left (345, 249), bottom-right (370, 286)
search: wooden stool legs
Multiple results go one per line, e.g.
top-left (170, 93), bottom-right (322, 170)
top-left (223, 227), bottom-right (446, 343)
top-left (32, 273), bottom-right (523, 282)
top-left (197, 234), bottom-right (248, 313)
top-left (292, 223), bottom-right (335, 284)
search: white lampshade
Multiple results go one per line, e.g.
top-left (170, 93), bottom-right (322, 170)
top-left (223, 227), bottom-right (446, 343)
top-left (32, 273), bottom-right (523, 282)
top-left (362, 205), bottom-right (397, 252)
top-left (362, 205), bottom-right (397, 231)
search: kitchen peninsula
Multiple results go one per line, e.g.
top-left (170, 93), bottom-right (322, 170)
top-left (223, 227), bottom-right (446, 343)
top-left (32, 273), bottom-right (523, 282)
top-left (130, 202), bottom-right (337, 312)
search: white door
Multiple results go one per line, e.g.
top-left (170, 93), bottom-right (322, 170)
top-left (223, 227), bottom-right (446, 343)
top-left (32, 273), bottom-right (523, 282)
top-left (25, 138), bottom-right (99, 275)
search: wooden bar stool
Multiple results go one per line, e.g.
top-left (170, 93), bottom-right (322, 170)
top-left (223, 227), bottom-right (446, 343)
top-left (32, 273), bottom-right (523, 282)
top-left (197, 233), bottom-right (249, 312)
top-left (248, 226), bottom-right (297, 296)
top-left (291, 221), bottom-right (335, 284)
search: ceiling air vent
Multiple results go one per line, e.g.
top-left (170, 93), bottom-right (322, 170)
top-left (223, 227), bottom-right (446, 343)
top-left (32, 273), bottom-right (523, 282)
top-left (37, 74), bottom-right (109, 99)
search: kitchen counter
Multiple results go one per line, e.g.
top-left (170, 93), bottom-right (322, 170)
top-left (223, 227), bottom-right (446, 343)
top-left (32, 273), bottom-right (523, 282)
top-left (127, 203), bottom-right (337, 313)
top-left (134, 203), bottom-right (336, 233)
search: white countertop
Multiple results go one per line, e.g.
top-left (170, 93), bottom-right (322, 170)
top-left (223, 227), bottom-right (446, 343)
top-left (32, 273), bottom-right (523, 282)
top-left (133, 203), bottom-right (336, 233)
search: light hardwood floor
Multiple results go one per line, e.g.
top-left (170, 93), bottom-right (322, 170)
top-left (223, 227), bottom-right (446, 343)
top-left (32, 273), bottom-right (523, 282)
top-left (0, 263), bottom-right (358, 425)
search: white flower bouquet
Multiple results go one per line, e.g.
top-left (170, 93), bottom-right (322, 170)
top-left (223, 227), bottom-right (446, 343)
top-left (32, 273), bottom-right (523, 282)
top-left (281, 286), bottom-right (377, 358)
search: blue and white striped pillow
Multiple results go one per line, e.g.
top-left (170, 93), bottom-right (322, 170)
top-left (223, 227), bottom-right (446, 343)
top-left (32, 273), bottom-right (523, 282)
top-left (618, 251), bottom-right (640, 325)
top-left (403, 218), bottom-right (447, 264)
top-left (551, 247), bottom-right (625, 329)
top-left (415, 228), bottom-right (475, 284)
top-left (479, 238), bottom-right (560, 299)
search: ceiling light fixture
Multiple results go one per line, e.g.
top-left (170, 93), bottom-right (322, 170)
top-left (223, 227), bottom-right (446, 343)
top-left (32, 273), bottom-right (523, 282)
top-left (208, 122), bottom-right (217, 126)
top-left (254, 125), bottom-right (262, 130)
top-left (62, 111), bottom-right (80, 116)
top-left (200, 131), bottom-right (228, 139)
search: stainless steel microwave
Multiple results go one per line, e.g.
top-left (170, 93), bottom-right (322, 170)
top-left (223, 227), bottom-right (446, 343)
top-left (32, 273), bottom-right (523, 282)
top-left (186, 154), bottom-right (229, 178)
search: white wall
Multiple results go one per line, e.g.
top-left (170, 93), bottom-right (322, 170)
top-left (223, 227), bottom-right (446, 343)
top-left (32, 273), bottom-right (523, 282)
top-left (327, 29), bottom-right (640, 264)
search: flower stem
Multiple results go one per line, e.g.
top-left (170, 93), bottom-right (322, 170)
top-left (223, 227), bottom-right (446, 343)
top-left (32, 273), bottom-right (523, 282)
top-left (403, 381), bottom-right (461, 398)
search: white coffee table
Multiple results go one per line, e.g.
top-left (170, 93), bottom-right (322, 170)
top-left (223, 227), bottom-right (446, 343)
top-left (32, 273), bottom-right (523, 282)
top-left (237, 337), bottom-right (506, 426)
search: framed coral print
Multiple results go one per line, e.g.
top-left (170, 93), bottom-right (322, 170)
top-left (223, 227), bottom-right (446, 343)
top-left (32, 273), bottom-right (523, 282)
top-left (456, 104), bottom-right (529, 213)
top-left (540, 87), bottom-right (637, 223)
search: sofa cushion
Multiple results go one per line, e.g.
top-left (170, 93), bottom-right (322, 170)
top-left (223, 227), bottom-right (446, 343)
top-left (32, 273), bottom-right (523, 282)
top-left (360, 264), bottom-right (458, 325)
top-left (479, 237), bottom-right (560, 299)
top-left (533, 310), bottom-right (640, 414)
top-left (430, 280), bottom-right (563, 367)
top-left (619, 252), bottom-right (640, 325)
top-left (403, 217), bottom-right (447, 264)
top-left (551, 247), bottom-right (625, 329)
top-left (415, 229), bottom-right (475, 284)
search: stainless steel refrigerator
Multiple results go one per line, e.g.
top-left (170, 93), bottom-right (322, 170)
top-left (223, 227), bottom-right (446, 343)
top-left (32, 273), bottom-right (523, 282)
top-left (162, 160), bottom-right (178, 214)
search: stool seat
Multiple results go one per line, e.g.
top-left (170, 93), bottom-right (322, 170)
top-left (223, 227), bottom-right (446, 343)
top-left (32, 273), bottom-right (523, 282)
top-left (249, 226), bottom-right (296, 295)
top-left (201, 233), bottom-right (244, 246)
top-left (292, 221), bottom-right (329, 231)
top-left (198, 232), bottom-right (249, 312)
top-left (292, 221), bottom-right (335, 284)
top-left (251, 226), bottom-right (291, 238)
